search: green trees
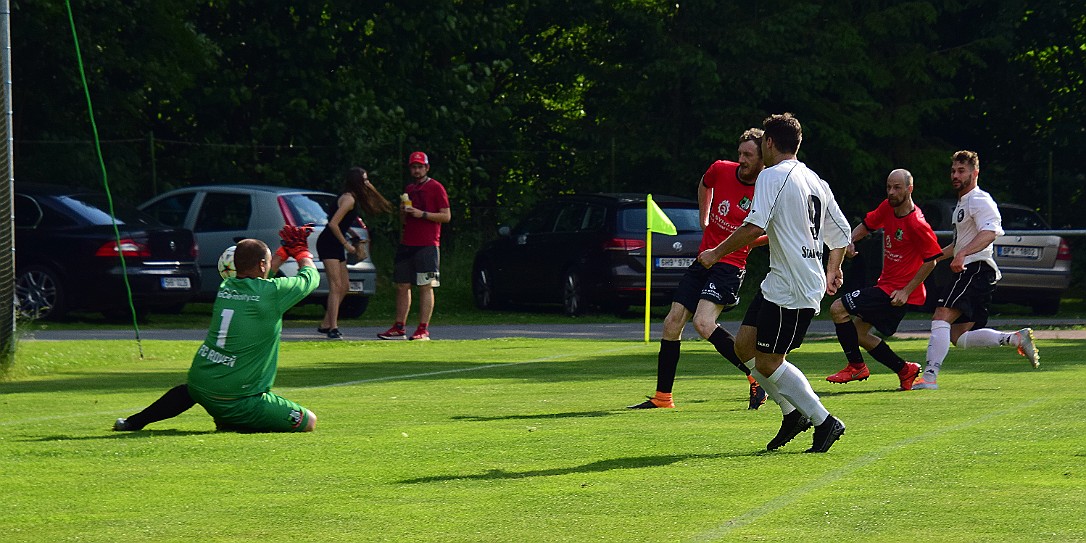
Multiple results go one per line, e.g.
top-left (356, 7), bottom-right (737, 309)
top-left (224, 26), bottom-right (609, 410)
top-left (12, 0), bottom-right (1085, 240)
top-left (954, 1), bottom-right (1086, 227)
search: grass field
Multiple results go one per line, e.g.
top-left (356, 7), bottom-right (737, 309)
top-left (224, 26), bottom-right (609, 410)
top-left (2, 336), bottom-right (1085, 542)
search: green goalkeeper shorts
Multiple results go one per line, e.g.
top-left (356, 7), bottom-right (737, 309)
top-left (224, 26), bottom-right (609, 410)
top-left (190, 388), bottom-right (311, 432)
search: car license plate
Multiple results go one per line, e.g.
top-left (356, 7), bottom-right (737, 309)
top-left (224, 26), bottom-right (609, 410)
top-left (657, 257), bottom-right (694, 269)
top-left (996, 245), bottom-right (1040, 259)
top-left (161, 277), bottom-right (191, 290)
top-left (348, 280), bottom-right (364, 292)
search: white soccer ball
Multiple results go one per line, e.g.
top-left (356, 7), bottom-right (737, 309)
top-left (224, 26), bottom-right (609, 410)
top-left (217, 245), bottom-right (237, 279)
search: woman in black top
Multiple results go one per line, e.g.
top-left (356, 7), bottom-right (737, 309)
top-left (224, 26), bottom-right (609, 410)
top-left (316, 167), bottom-right (392, 338)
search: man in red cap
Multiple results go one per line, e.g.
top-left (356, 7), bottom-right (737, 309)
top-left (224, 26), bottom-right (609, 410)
top-left (378, 151), bottom-right (451, 340)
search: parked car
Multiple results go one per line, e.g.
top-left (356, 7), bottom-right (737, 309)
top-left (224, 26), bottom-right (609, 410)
top-left (920, 199), bottom-right (1071, 314)
top-left (139, 184), bottom-right (376, 318)
top-left (472, 193), bottom-right (703, 315)
top-left (14, 183), bottom-right (200, 320)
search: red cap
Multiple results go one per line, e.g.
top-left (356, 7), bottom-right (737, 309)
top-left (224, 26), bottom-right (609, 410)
top-left (409, 151), bottom-right (429, 165)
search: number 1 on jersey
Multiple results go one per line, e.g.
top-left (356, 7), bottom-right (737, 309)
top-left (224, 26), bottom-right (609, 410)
top-left (216, 309), bottom-right (235, 348)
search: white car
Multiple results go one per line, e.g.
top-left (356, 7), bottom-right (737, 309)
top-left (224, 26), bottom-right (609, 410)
top-left (140, 184), bottom-right (376, 317)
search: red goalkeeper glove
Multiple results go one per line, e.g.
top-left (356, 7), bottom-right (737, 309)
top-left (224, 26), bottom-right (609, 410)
top-left (278, 224), bottom-right (313, 260)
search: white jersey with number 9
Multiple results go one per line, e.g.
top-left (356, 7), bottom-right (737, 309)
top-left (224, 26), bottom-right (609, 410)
top-left (744, 159), bottom-right (851, 311)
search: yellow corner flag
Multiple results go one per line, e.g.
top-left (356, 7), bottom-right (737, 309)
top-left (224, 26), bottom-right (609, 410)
top-left (645, 194), bottom-right (677, 342)
top-left (646, 195), bottom-right (677, 235)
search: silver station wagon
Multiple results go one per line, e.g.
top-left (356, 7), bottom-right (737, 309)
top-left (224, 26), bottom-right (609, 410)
top-left (140, 184), bottom-right (377, 317)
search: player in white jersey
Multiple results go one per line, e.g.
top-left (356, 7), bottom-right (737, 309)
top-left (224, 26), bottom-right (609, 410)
top-left (698, 113), bottom-right (852, 453)
top-left (912, 150), bottom-right (1040, 390)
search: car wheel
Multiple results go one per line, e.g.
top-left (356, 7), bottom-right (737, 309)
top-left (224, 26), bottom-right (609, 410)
top-left (1031, 297), bottom-right (1060, 315)
top-left (338, 296), bottom-right (370, 319)
top-left (562, 270), bottom-right (585, 316)
top-left (472, 264), bottom-right (502, 310)
top-left (16, 265), bottom-right (66, 320)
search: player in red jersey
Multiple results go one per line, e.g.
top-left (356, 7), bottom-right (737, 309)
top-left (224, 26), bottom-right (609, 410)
top-left (628, 128), bottom-right (769, 410)
top-left (825, 169), bottom-right (944, 390)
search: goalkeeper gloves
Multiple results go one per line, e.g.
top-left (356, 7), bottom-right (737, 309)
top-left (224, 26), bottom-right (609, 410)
top-left (278, 224), bottom-right (314, 261)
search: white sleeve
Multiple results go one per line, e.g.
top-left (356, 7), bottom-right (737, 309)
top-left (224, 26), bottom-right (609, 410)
top-left (972, 195), bottom-right (1004, 236)
top-left (821, 184), bottom-right (852, 250)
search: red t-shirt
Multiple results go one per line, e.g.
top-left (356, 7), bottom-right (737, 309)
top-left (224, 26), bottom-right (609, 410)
top-left (402, 177), bottom-right (450, 247)
top-left (863, 200), bottom-right (943, 305)
top-left (700, 160), bottom-right (757, 269)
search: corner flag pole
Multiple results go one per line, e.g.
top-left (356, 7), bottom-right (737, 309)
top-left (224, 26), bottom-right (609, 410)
top-left (644, 200), bottom-right (653, 343)
top-left (644, 194), bottom-right (677, 342)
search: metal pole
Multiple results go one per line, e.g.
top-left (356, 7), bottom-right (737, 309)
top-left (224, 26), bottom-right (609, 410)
top-left (0, 0), bottom-right (16, 369)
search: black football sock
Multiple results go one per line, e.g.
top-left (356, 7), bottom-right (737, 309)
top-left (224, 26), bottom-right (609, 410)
top-left (125, 384), bottom-right (196, 430)
top-left (834, 321), bottom-right (865, 364)
top-left (707, 327), bottom-right (751, 376)
top-left (656, 340), bottom-right (681, 393)
top-left (868, 340), bottom-right (907, 373)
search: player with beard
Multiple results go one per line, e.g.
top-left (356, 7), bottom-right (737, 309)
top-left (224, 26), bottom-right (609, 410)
top-left (912, 150), bottom-right (1040, 390)
top-left (824, 169), bottom-right (943, 390)
top-left (378, 151), bottom-right (451, 341)
top-left (628, 128), bottom-right (769, 410)
top-left (698, 113), bottom-right (852, 452)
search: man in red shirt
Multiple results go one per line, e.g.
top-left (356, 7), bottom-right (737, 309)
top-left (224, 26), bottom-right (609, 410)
top-left (628, 128), bottom-right (769, 410)
top-left (825, 169), bottom-right (944, 390)
top-left (378, 151), bottom-right (451, 341)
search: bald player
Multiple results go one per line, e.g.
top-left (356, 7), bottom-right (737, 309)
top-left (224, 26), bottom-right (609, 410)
top-left (824, 169), bottom-right (944, 390)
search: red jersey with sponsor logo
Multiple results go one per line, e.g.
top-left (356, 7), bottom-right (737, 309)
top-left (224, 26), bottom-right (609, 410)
top-left (402, 177), bottom-right (450, 246)
top-left (700, 160), bottom-right (757, 269)
top-left (862, 200), bottom-right (943, 305)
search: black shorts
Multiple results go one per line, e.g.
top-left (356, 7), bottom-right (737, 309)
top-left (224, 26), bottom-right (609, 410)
top-left (316, 228), bottom-right (348, 261)
top-left (672, 262), bottom-right (745, 313)
top-left (741, 290), bottom-right (815, 355)
top-left (840, 286), bottom-right (908, 336)
top-left (393, 245), bottom-right (441, 286)
top-left (937, 261), bottom-right (996, 329)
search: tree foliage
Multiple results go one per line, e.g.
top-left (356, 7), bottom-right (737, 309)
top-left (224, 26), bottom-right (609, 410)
top-left (12, 0), bottom-right (1085, 245)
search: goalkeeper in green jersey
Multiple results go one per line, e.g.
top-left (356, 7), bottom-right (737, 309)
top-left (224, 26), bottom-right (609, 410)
top-left (113, 225), bottom-right (320, 432)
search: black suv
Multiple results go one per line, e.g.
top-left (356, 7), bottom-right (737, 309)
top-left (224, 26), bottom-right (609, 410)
top-left (471, 193), bottom-right (702, 315)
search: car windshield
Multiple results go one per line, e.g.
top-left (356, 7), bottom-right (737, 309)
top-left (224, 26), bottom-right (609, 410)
top-left (282, 193), bottom-right (335, 226)
top-left (57, 193), bottom-right (160, 226)
top-left (620, 205), bottom-right (701, 233)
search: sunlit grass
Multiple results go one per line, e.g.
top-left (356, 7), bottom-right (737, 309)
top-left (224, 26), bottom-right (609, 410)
top-left (3, 337), bottom-right (1084, 542)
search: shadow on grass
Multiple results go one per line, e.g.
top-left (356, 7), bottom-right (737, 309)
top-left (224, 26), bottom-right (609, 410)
top-left (451, 410), bottom-right (613, 422)
top-left (816, 387), bottom-right (908, 398)
top-left (5, 343), bottom-right (1079, 396)
top-left (19, 429), bottom-right (217, 442)
top-left (0, 350), bottom-right (657, 395)
top-left (399, 451), bottom-right (755, 483)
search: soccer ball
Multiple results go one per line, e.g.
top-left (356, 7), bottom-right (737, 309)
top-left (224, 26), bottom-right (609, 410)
top-left (217, 245), bottom-right (237, 279)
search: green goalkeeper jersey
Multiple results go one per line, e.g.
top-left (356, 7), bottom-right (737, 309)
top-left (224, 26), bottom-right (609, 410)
top-left (187, 266), bottom-right (318, 399)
